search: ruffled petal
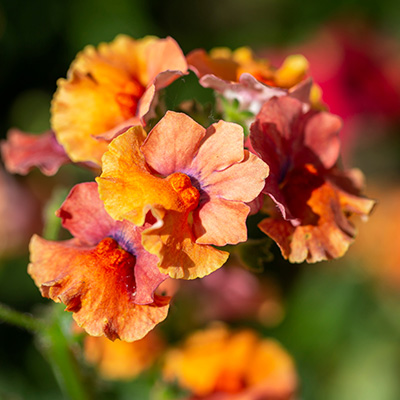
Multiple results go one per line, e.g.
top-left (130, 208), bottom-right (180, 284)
top-left (190, 120), bottom-right (245, 180)
top-left (258, 181), bottom-right (369, 263)
top-left (1, 129), bottom-right (70, 176)
top-left (52, 70), bottom-right (124, 164)
top-left (201, 150), bottom-right (269, 203)
top-left (141, 111), bottom-right (206, 176)
top-left (57, 182), bottom-right (117, 244)
top-left (98, 126), bottom-right (180, 226)
top-left (142, 206), bottom-right (229, 279)
top-left (29, 235), bottom-right (170, 341)
top-left (193, 198), bottom-right (250, 246)
top-left (143, 36), bottom-right (188, 83)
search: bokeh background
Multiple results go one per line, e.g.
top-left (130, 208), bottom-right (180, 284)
top-left (1, 0), bottom-right (400, 399)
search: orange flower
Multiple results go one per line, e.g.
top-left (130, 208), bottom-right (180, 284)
top-left (51, 35), bottom-right (188, 165)
top-left (187, 46), bottom-right (313, 114)
top-left (97, 111), bottom-right (269, 279)
top-left (28, 182), bottom-right (169, 341)
top-left (163, 324), bottom-right (297, 400)
top-left (84, 330), bottom-right (164, 380)
top-left (250, 96), bottom-right (375, 263)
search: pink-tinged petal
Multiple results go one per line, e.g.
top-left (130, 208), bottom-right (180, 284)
top-left (287, 77), bottom-right (313, 109)
top-left (193, 198), bottom-right (250, 246)
top-left (202, 150), bottom-right (269, 203)
top-left (142, 206), bottom-right (229, 279)
top-left (190, 120), bottom-right (245, 179)
top-left (200, 73), bottom-right (288, 114)
top-left (259, 182), bottom-right (363, 263)
top-left (57, 182), bottom-right (168, 304)
top-left (29, 235), bottom-right (170, 341)
top-left (141, 111), bottom-right (206, 176)
top-left (56, 182), bottom-right (117, 245)
top-left (1, 129), bottom-right (70, 176)
top-left (143, 37), bottom-right (188, 83)
top-left (138, 84), bottom-right (157, 122)
top-left (303, 111), bottom-right (342, 169)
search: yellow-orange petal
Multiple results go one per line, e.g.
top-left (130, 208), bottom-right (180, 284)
top-left (84, 330), bottom-right (164, 380)
top-left (97, 126), bottom-right (180, 226)
top-left (163, 324), bottom-right (297, 399)
top-left (29, 235), bottom-right (169, 341)
top-left (142, 206), bottom-right (229, 279)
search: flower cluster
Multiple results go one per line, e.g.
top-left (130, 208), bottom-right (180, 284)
top-left (1, 34), bottom-right (374, 353)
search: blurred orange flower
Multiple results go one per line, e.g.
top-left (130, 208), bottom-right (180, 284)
top-left (97, 111), bottom-right (269, 279)
top-left (51, 35), bottom-right (188, 165)
top-left (84, 330), bottom-right (164, 380)
top-left (187, 46), bottom-right (313, 114)
top-left (29, 182), bottom-right (169, 341)
top-left (163, 324), bottom-right (297, 400)
top-left (250, 96), bottom-right (375, 263)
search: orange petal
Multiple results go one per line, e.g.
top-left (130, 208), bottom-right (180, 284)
top-left (97, 126), bottom-right (180, 226)
top-left (29, 235), bottom-right (169, 341)
top-left (259, 181), bottom-right (366, 263)
top-left (142, 206), bottom-right (229, 279)
top-left (193, 198), bottom-right (250, 246)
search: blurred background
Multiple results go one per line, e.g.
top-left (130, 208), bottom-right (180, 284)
top-left (1, 0), bottom-right (400, 399)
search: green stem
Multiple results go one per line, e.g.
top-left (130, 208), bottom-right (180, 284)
top-left (0, 302), bottom-right (91, 400)
top-left (0, 302), bottom-right (45, 332)
top-left (39, 306), bottom-right (92, 400)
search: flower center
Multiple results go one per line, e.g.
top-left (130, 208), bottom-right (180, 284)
top-left (93, 237), bottom-right (136, 270)
top-left (115, 80), bottom-right (145, 119)
top-left (167, 172), bottom-right (200, 212)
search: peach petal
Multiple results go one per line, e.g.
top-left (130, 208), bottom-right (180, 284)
top-left (1, 129), bottom-right (70, 176)
top-left (98, 126), bottom-right (180, 226)
top-left (193, 198), bottom-right (250, 246)
top-left (202, 151), bottom-right (269, 203)
top-left (259, 182), bottom-right (359, 263)
top-left (141, 111), bottom-right (206, 176)
top-left (142, 206), bottom-right (229, 279)
top-left (57, 182), bottom-right (116, 244)
top-left (143, 36), bottom-right (188, 83)
top-left (303, 111), bottom-right (342, 169)
top-left (29, 235), bottom-right (170, 341)
top-left (190, 120), bottom-right (244, 180)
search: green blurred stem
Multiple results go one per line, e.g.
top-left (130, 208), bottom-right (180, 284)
top-left (41, 314), bottom-right (91, 400)
top-left (0, 302), bottom-right (91, 400)
top-left (0, 302), bottom-right (45, 332)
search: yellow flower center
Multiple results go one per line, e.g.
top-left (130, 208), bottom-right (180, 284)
top-left (167, 172), bottom-right (200, 212)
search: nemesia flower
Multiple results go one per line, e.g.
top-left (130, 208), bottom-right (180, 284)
top-left (187, 46), bottom-right (313, 114)
top-left (250, 96), bottom-right (375, 263)
top-left (163, 324), bottom-right (297, 400)
top-left (28, 182), bottom-right (169, 341)
top-left (97, 111), bottom-right (269, 279)
top-left (83, 330), bottom-right (164, 380)
top-left (1, 129), bottom-right (70, 176)
top-left (51, 35), bottom-right (188, 165)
